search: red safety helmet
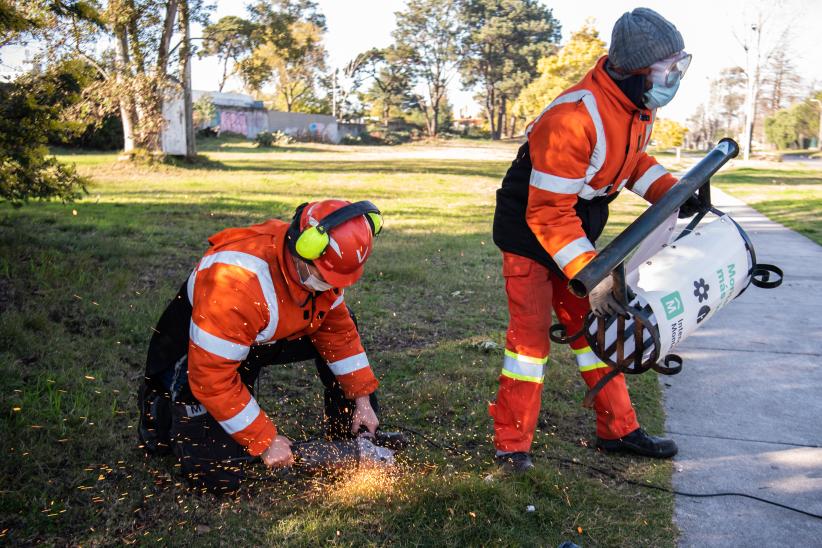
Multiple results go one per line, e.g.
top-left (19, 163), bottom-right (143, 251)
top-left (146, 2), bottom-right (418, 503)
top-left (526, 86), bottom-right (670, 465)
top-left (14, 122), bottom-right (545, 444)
top-left (288, 199), bottom-right (382, 288)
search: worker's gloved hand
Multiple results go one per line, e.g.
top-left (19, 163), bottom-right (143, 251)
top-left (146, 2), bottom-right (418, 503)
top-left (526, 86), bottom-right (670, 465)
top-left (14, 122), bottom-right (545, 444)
top-left (261, 435), bottom-right (294, 468)
top-left (352, 395), bottom-right (379, 435)
top-left (589, 277), bottom-right (622, 317)
top-left (678, 194), bottom-right (702, 218)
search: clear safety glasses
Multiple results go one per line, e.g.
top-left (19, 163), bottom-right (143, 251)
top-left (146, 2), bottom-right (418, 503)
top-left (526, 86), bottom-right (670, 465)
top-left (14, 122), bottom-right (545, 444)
top-left (647, 51), bottom-right (692, 87)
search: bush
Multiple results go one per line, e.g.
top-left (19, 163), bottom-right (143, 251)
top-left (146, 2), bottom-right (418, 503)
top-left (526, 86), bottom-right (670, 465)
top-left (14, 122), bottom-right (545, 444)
top-left (0, 66), bottom-right (88, 206)
top-left (255, 131), bottom-right (293, 147)
top-left (49, 114), bottom-right (124, 150)
top-left (196, 126), bottom-right (218, 139)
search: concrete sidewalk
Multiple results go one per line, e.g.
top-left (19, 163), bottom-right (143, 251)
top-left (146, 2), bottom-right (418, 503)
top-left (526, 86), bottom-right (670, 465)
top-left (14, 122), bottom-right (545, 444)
top-left (663, 187), bottom-right (822, 546)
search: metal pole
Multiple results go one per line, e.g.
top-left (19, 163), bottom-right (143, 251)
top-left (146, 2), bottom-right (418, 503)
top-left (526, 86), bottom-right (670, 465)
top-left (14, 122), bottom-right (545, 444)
top-left (811, 98), bottom-right (822, 150)
top-left (569, 138), bottom-right (740, 297)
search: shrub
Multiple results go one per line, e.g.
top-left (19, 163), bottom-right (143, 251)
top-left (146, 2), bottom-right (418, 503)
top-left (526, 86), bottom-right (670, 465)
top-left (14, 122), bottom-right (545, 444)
top-left (255, 131), bottom-right (293, 147)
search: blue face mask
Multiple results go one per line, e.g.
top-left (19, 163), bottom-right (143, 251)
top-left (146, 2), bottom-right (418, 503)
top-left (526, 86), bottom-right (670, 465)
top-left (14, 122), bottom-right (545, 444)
top-left (643, 78), bottom-right (680, 109)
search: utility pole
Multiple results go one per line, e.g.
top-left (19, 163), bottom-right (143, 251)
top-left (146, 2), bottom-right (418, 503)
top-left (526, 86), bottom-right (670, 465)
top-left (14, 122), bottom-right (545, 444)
top-left (741, 21), bottom-right (762, 162)
top-left (332, 68), bottom-right (338, 119)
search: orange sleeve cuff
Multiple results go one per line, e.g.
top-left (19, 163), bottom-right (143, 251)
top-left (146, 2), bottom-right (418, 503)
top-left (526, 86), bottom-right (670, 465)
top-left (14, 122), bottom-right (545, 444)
top-left (338, 369), bottom-right (379, 400)
top-left (562, 250), bottom-right (597, 280)
top-left (645, 174), bottom-right (678, 204)
top-left (242, 416), bottom-right (277, 457)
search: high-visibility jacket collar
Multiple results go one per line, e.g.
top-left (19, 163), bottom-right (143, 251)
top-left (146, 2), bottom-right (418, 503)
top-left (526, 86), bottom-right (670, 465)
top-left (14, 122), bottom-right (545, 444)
top-left (590, 56), bottom-right (651, 117)
top-left (206, 220), bottom-right (326, 306)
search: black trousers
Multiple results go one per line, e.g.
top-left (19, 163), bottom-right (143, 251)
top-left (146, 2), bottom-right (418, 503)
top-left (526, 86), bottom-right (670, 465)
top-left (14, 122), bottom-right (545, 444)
top-left (143, 282), bottom-right (379, 492)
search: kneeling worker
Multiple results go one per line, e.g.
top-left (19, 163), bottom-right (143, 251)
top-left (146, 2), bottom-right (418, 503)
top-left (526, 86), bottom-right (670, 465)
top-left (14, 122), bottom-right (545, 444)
top-left (491, 8), bottom-right (692, 472)
top-left (138, 199), bottom-right (388, 492)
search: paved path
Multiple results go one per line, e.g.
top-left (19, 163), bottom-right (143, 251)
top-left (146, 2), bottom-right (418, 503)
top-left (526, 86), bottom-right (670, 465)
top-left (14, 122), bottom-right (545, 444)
top-left (663, 187), bottom-right (822, 546)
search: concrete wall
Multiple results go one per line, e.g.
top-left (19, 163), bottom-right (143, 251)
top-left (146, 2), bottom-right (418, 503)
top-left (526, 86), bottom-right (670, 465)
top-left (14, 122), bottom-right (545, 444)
top-left (218, 109), bottom-right (268, 139)
top-left (267, 111), bottom-right (340, 143)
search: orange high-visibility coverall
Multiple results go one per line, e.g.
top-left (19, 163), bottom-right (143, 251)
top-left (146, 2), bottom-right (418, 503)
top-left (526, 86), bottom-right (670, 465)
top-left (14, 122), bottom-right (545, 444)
top-left (490, 56), bottom-right (678, 453)
top-left (185, 220), bottom-right (378, 456)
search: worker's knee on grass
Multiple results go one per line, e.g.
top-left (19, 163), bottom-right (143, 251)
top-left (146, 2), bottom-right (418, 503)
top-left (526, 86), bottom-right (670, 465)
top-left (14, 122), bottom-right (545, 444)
top-left (171, 404), bottom-right (246, 494)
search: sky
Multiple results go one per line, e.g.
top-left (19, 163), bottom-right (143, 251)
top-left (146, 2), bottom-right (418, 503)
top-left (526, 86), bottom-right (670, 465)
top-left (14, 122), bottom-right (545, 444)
top-left (3, 0), bottom-right (821, 123)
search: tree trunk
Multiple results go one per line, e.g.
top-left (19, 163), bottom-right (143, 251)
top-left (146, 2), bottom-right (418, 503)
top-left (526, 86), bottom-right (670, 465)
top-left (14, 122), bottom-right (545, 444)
top-left (431, 99), bottom-right (440, 138)
top-left (179, 0), bottom-right (195, 159)
top-left (493, 97), bottom-right (505, 141)
top-left (508, 113), bottom-right (517, 139)
top-left (486, 87), bottom-right (497, 140)
top-left (218, 57), bottom-right (228, 93)
top-left (114, 24), bottom-right (135, 153)
top-left (156, 0), bottom-right (180, 73)
top-left (383, 103), bottom-right (390, 132)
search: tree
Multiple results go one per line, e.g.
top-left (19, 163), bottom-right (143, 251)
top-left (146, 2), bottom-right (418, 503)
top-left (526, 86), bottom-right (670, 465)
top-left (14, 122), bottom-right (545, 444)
top-left (460, 0), bottom-right (561, 140)
top-left (733, 2), bottom-right (793, 159)
top-left (17, 0), bottom-right (212, 157)
top-left (393, 0), bottom-right (463, 138)
top-left (359, 46), bottom-right (413, 130)
top-left (651, 118), bottom-right (687, 150)
top-left (193, 94), bottom-right (216, 127)
top-left (761, 48), bottom-right (802, 114)
top-left (685, 104), bottom-right (720, 150)
top-left (764, 94), bottom-right (822, 149)
top-left (0, 60), bottom-right (88, 205)
top-left (238, 0), bottom-right (328, 113)
top-left (764, 107), bottom-right (799, 149)
top-left (200, 16), bottom-right (254, 92)
top-left (709, 66), bottom-right (746, 137)
top-left (513, 21), bottom-right (605, 124)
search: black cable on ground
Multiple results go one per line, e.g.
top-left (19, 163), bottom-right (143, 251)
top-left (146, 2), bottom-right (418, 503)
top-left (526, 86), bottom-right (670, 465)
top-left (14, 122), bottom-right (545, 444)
top-left (382, 422), bottom-right (822, 521)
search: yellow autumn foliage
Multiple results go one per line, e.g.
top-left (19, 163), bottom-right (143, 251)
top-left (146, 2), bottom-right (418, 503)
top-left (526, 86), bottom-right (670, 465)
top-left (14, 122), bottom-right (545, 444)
top-left (514, 20), bottom-right (606, 121)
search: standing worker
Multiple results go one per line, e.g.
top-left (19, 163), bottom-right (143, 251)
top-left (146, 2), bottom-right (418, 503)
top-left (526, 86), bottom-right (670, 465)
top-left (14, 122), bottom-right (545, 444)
top-left (491, 8), bottom-right (697, 472)
top-left (138, 199), bottom-right (395, 492)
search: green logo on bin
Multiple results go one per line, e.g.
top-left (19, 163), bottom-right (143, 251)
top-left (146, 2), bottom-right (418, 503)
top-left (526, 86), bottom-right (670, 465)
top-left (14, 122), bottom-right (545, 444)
top-left (661, 291), bottom-right (684, 320)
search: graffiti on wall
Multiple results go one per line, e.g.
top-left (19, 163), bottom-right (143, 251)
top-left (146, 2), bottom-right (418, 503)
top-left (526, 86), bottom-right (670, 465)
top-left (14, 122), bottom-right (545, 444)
top-left (220, 111), bottom-right (248, 136)
top-left (219, 110), bottom-right (268, 138)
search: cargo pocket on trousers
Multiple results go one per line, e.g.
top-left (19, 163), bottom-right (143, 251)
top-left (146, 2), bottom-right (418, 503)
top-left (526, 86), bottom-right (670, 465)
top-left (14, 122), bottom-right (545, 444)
top-left (171, 403), bottom-right (246, 494)
top-left (502, 254), bottom-right (549, 319)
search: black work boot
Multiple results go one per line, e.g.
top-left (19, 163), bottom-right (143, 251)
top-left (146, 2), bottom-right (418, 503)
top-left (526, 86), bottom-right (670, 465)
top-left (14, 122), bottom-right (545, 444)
top-left (137, 381), bottom-right (172, 456)
top-left (496, 451), bottom-right (535, 474)
top-left (596, 428), bottom-right (678, 459)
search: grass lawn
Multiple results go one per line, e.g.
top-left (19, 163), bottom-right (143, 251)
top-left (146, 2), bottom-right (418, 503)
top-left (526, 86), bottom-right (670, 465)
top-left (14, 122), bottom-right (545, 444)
top-left (1, 139), bottom-right (675, 545)
top-left (713, 163), bottom-right (822, 245)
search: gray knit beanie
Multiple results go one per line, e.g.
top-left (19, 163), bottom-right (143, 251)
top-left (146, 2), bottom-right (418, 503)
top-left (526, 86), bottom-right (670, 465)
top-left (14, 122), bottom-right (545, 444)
top-left (609, 7), bottom-right (684, 71)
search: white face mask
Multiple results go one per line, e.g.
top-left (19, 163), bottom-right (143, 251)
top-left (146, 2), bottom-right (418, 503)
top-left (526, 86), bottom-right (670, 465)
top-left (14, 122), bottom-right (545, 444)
top-left (294, 256), bottom-right (333, 292)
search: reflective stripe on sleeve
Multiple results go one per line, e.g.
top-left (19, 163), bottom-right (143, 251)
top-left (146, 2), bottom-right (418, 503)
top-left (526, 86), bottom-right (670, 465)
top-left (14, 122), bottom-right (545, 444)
top-left (330, 292), bottom-right (344, 309)
top-left (631, 164), bottom-right (668, 198)
top-left (526, 89), bottom-right (607, 185)
top-left (218, 397), bottom-right (261, 435)
top-left (552, 237), bottom-right (595, 270)
top-left (328, 352), bottom-right (369, 376)
top-left (572, 346), bottom-right (610, 372)
top-left (529, 169), bottom-right (586, 194)
top-left (189, 321), bottom-right (250, 361)
top-left (502, 350), bottom-right (547, 383)
top-left (193, 251), bottom-right (280, 343)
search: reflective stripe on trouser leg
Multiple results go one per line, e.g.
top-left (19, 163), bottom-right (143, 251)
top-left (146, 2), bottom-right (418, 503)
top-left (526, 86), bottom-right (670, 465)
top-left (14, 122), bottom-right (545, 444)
top-left (492, 253), bottom-right (553, 453)
top-left (550, 269), bottom-right (639, 440)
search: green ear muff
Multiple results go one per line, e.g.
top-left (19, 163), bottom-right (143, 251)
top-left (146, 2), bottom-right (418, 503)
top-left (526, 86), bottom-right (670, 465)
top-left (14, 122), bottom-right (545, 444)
top-left (294, 226), bottom-right (330, 260)
top-left (367, 212), bottom-right (383, 235)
